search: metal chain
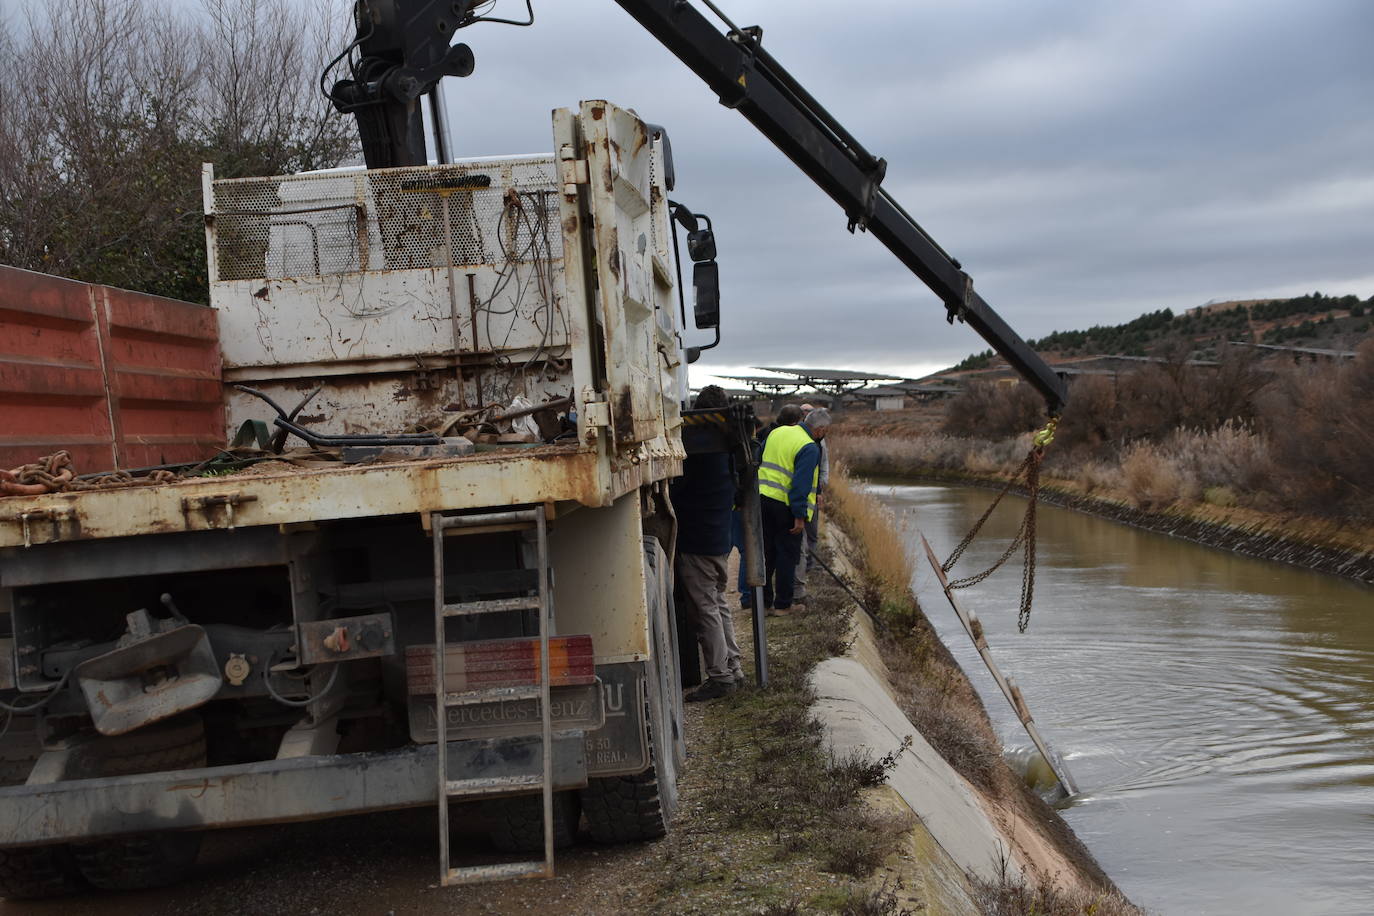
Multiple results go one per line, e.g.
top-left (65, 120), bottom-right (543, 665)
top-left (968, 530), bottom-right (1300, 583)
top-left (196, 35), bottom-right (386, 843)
top-left (2, 450), bottom-right (179, 496)
top-left (942, 418), bottom-right (1055, 633)
top-left (941, 450), bottom-right (1035, 576)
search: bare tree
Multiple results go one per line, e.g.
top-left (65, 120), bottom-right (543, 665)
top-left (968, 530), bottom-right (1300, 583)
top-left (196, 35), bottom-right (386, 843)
top-left (0, 0), bottom-right (356, 302)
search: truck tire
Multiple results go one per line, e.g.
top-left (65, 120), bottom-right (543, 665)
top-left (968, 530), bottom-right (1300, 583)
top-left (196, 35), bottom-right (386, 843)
top-left (70, 714), bottom-right (207, 891)
top-left (483, 791), bottom-right (581, 852)
top-left (580, 764), bottom-right (672, 843)
top-left (0, 720), bottom-right (85, 900)
top-left (0, 846), bottom-right (88, 900)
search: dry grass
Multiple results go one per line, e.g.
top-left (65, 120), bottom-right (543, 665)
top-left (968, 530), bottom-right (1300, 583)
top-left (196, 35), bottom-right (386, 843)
top-left (825, 465), bottom-right (918, 626)
top-left (971, 855), bottom-right (1142, 916)
top-left (1119, 442), bottom-right (1194, 510)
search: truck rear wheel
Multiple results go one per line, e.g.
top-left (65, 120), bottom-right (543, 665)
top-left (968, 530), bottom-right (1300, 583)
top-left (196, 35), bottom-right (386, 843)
top-left (580, 764), bottom-right (673, 843)
top-left (483, 791), bottom-right (581, 852)
top-left (70, 714), bottom-right (207, 891)
top-left (0, 845), bottom-right (88, 900)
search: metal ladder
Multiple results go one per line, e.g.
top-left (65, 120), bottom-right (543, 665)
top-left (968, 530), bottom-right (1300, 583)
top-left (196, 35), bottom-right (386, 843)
top-left (430, 507), bottom-right (555, 885)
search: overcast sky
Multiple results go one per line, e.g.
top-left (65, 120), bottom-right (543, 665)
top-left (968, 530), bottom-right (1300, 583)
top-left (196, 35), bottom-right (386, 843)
top-left (439, 0), bottom-right (1374, 385)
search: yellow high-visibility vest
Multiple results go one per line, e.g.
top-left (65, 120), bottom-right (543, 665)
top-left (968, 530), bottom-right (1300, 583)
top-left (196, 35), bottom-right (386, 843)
top-left (758, 424), bottom-right (817, 521)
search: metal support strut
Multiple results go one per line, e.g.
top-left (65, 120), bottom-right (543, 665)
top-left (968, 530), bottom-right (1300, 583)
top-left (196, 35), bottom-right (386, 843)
top-left (431, 507), bottom-right (555, 884)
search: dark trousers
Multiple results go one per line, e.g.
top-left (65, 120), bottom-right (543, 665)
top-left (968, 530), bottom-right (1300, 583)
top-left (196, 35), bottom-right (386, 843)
top-left (761, 497), bottom-right (803, 609)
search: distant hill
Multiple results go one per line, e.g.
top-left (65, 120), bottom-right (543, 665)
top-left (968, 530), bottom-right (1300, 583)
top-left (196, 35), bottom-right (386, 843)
top-left (951, 291), bottom-right (1374, 370)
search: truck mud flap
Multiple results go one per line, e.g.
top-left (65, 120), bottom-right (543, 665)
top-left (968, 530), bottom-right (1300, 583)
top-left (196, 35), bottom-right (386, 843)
top-left (583, 660), bottom-right (650, 778)
top-left (0, 733), bottom-right (586, 847)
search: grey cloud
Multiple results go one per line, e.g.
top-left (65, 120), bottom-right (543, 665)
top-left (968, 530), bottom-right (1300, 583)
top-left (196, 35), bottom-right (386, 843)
top-left (438, 0), bottom-right (1373, 373)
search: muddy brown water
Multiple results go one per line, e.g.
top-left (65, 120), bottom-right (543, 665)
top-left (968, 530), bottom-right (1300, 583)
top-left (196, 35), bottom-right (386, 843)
top-left (872, 481), bottom-right (1374, 915)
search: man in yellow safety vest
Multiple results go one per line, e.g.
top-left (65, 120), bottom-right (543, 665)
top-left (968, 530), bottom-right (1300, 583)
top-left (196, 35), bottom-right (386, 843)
top-left (756, 407), bottom-right (831, 613)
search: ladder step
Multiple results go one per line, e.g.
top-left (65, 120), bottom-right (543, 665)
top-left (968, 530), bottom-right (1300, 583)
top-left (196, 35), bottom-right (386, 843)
top-left (443, 684), bottom-right (545, 706)
top-left (439, 509), bottom-right (541, 533)
top-left (442, 596), bottom-right (541, 616)
top-left (446, 774), bottom-right (543, 797)
top-left (444, 861), bottom-right (549, 885)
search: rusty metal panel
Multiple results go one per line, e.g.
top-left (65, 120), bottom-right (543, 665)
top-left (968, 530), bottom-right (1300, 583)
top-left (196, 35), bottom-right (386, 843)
top-left (97, 286), bottom-right (223, 469)
top-left (0, 267), bottom-right (115, 471)
top-left (0, 267), bottom-right (223, 475)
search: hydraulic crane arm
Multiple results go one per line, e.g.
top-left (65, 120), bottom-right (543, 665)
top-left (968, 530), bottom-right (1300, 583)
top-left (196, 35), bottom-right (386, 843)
top-left (613, 0), bottom-right (1068, 413)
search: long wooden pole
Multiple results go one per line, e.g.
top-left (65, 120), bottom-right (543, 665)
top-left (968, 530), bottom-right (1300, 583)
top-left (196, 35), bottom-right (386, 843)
top-left (921, 532), bottom-right (1077, 796)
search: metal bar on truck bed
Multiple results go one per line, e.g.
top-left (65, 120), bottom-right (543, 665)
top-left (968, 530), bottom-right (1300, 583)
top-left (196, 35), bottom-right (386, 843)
top-left (0, 734), bottom-right (587, 846)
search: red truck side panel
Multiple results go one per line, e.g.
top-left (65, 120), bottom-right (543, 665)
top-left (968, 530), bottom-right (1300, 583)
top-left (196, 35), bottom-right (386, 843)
top-left (0, 266), bottom-right (223, 473)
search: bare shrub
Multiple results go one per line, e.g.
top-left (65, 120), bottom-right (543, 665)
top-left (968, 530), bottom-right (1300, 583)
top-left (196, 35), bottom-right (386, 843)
top-left (1166, 421), bottom-right (1274, 497)
top-left (819, 807), bottom-right (916, 877)
top-left (1120, 442), bottom-right (1194, 510)
top-left (838, 877), bottom-right (918, 916)
top-left (1259, 341), bottom-right (1374, 519)
top-left (0, 0), bottom-right (355, 302)
top-left (1076, 460), bottom-right (1124, 494)
top-left (942, 381), bottom-right (1046, 439)
top-left (971, 861), bottom-right (1142, 916)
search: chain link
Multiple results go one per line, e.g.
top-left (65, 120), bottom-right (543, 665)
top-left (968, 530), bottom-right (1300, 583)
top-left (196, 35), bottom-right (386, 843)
top-left (941, 425), bottom-right (1050, 634)
top-left (2, 450), bottom-right (181, 496)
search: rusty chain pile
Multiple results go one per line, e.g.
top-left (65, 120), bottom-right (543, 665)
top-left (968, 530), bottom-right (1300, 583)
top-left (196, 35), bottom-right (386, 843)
top-left (940, 418), bottom-right (1057, 633)
top-left (0, 451), bottom-right (179, 497)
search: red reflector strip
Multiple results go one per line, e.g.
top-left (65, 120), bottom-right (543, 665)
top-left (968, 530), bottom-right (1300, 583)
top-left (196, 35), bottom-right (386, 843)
top-left (405, 635), bottom-right (595, 696)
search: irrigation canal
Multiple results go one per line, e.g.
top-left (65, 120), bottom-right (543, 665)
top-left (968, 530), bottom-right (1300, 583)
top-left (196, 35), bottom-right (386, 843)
top-left (870, 481), bottom-right (1374, 915)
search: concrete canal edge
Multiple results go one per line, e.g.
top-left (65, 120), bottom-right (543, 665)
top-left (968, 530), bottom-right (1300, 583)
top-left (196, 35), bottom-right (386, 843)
top-left (806, 532), bottom-right (1113, 913)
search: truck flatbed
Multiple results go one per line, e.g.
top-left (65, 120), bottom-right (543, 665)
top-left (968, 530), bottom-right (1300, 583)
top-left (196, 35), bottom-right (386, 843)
top-left (0, 440), bottom-right (683, 548)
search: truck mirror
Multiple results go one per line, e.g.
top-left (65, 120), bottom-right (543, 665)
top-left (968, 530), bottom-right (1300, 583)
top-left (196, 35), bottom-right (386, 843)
top-left (693, 261), bottom-right (720, 330)
top-left (686, 228), bottom-right (716, 262)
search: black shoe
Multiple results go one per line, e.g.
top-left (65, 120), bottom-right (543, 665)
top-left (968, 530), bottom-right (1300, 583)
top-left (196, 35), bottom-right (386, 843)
top-left (686, 678), bottom-right (737, 702)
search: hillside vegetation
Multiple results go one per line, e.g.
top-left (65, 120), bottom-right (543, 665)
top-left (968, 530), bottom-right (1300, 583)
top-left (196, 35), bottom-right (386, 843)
top-left (953, 292), bottom-right (1373, 371)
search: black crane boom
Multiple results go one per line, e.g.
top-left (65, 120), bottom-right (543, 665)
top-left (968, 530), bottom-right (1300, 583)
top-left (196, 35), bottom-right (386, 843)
top-left (613, 0), bottom-right (1068, 412)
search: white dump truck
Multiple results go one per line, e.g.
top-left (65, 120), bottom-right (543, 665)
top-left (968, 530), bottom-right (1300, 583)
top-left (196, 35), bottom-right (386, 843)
top-left (0, 100), bottom-right (723, 896)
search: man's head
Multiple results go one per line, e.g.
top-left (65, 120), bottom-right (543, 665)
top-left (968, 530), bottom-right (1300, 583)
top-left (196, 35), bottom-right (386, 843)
top-left (804, 407), bottom-right (832, 440)
top-left (693, 385), bottom-right (728, 409)
top-left (800, 403), bottom-right (814, 414)
top-left (775, 404), bottom-right (803, 426)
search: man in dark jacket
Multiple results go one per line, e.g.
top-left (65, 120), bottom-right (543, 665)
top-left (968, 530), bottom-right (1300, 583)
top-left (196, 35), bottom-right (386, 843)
top-left (671, 386), bottom-right (744, 701)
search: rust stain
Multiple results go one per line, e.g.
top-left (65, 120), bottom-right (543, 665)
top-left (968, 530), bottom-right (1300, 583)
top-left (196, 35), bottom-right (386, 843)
top-left (590, 106), bottom-right (605, 121)
top-left (168, 779), bottom-right (215, 798)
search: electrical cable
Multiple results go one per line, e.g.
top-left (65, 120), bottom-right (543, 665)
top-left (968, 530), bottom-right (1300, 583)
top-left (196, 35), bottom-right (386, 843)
top-left (262, 656), bottom-right (341, 709)
top-left (0, 667), bottom-right (74, 715)
top-left (465, 0), bottom-right (534, 27)
top-left (318, 1), bottom-right (376, 102)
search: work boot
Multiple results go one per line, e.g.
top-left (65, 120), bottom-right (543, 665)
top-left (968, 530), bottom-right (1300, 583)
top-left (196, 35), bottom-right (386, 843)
top-left (686, 677), bottom-right (737, 702)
